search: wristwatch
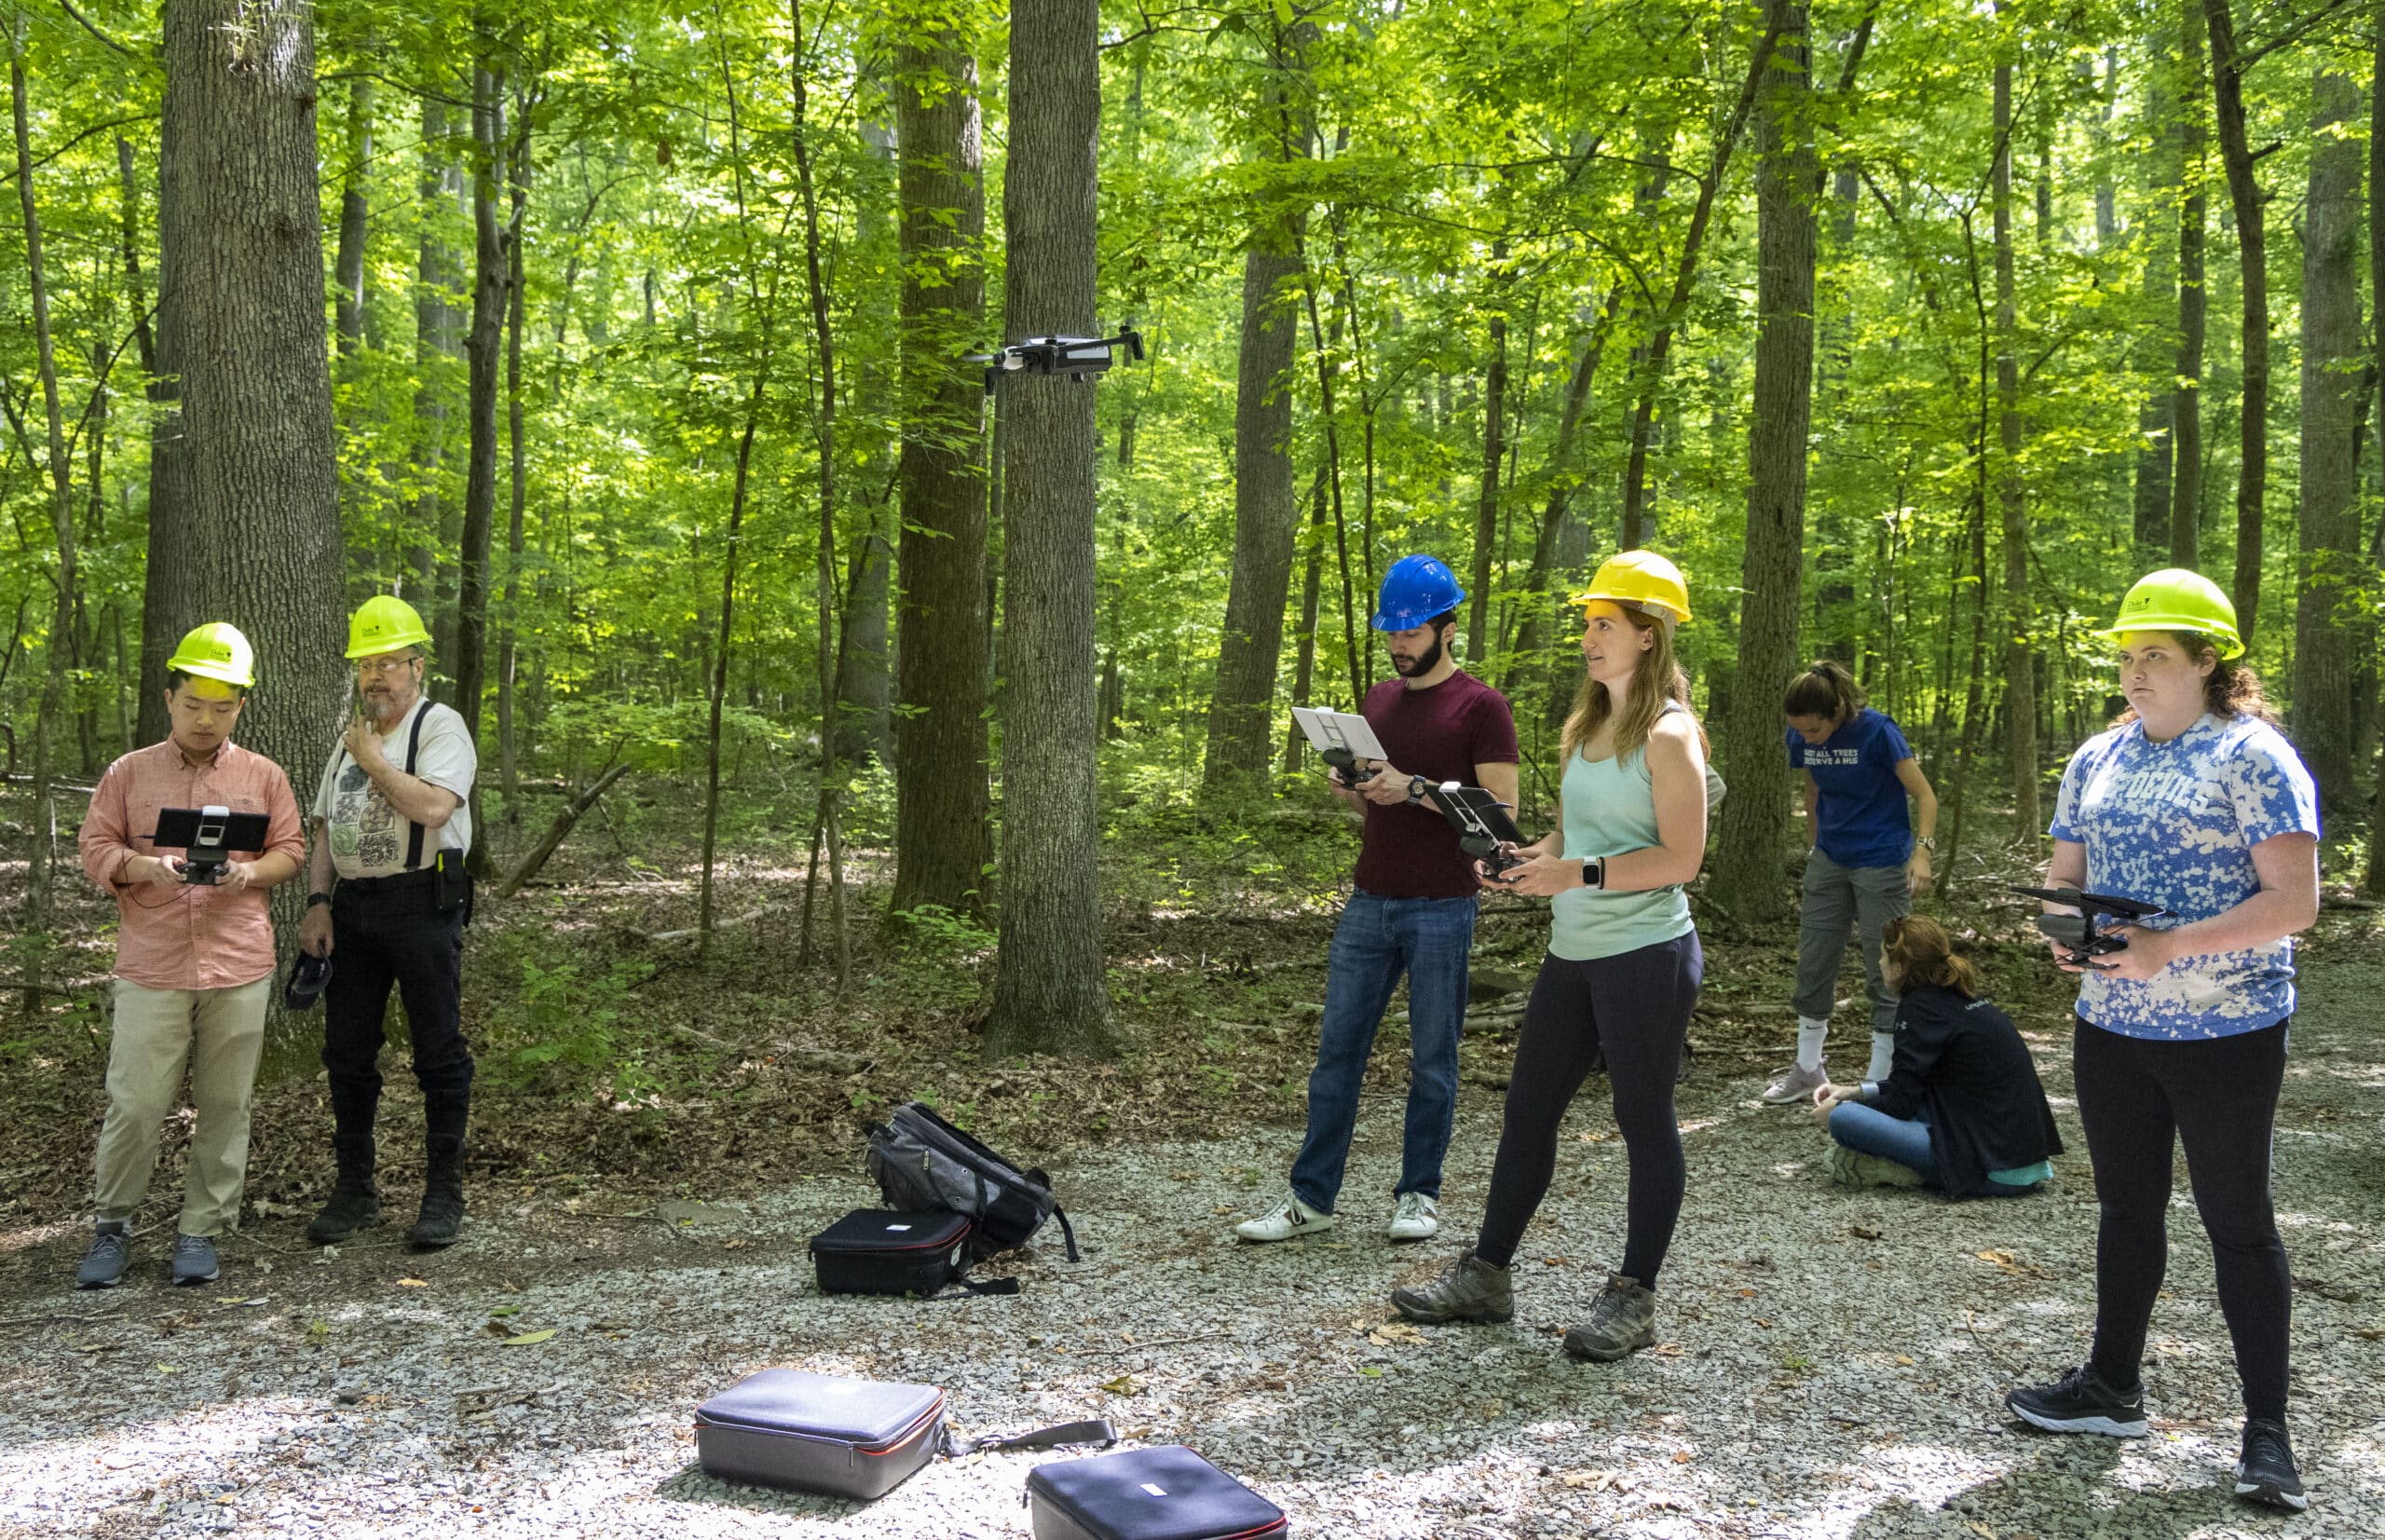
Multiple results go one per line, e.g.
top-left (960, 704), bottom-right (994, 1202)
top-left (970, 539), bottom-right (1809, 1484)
top-left (307, 893), bottom-right (332, 908)
top-left (1407, 774), bottom-right (1429, 805)
top-left (1915, 836), bottom-right (1938, 852)
top-left (1580, 858), bottom-right (1604, 891)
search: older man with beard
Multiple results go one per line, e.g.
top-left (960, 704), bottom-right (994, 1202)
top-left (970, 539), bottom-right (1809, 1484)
top-left (299, 596), bottom-right (481, 1250)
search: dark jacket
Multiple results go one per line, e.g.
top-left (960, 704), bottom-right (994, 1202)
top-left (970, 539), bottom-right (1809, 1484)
top-left (1869, 985), bottom-right (2063, 1198)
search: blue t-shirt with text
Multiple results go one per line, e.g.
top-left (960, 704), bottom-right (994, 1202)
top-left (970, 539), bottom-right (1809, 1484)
top-left (1788, 707), bottom-right (1915, 868)
top-left (2049, 713), bottom-right (2321, 1041)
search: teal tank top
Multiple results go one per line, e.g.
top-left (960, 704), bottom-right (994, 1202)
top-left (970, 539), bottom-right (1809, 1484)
top-left (1548, 709), bottom-right (1697, 962)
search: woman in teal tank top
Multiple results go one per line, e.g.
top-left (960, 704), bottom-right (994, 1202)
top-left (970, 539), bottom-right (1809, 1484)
top-left (1391, 552), bottom-right (1710, 1364)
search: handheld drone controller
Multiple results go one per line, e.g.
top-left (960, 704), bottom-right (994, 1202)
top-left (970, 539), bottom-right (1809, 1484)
top-left (1425, 784), bottom-right (1528, 878)
top-left (2010, 886), bottom-right (2174, 971)
top-left (1319, 746), bottom-right (1379, 790)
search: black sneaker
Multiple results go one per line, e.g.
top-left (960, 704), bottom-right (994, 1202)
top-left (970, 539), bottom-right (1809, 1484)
top-left (2005, 1365), bottom-right (2148, 1438)
top-left (2234, 1418), bottom-right (2308, 1512)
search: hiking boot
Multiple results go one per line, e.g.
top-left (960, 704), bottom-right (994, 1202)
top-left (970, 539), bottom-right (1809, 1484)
top-left (170, 1233), bottom-right (220, 1286)
top-left (1234, 1191), bottom-right (1335, 1244)
top-left (2234, 1418), bottom-right (2308, 1512)
top-left (2005, 1365), bottom-right (2149, 1438)
top-left (1387, 1192), bottom-right (1440, 1242)
top-left (1762, 1062), bottom-right (1828, 1104)
top-left (1563, 1272), bottom-right (1658, 1362)
top-left (409, 1172), bottom-right (466, 1250)
top-left (76, 1222), bottom-right (131, 1289)
top-left (1828, 1143), bottom-right (1928, 1190)
top-left (1392, 1251), bottom-right (1514, 1325)
top-left (307, 1180), bottom-right (381, 1246)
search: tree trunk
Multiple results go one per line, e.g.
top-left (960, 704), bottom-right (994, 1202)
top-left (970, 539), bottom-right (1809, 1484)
top-left (157, 0), bottom-right (351, 1061)
top-left (410, 97), bottom-right (462, 676)
top-left (450, 52), bottom-right (507, 875)
top-left (889, 19), bottom-right (992, 918)
top-left (9, 17), bottom-right (81, 993)
top-left (2362, 10), bottom-right (2385, 895)
top-left (1202, 241), bottom-right (1304, 784)
top-left (132, 129), bottom-right (190, 747)
top-left (2290, 61), bottom-right (2361, 811)
top-left (984, 0), bottom-right (1116, 1058)
top-left (2130, 17), bottom-right (2180, 559)
top-left (1468, 251), bottom-right (1510, 662)
top-left (2202, 0), bottom-right (2269, 640)
top-left (1708, 0), bottom-right (1812, 925)
top-left (497, 91), bottom-right (531, 825)
top-left (333, 75), bottom-right (372, 356)
top-left (832, 522), bottom-right (894, 764)
top-left (2169, 0), bottom-right (2207, 566)
top-left (1284, 465), bottom-right (1328, 774)
top-left (1994, 48), bottom-right (2039, 843)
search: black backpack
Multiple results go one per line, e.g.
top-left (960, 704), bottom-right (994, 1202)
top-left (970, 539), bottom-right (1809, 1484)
top-left (865, 1101), bottom-right (1079, 1264)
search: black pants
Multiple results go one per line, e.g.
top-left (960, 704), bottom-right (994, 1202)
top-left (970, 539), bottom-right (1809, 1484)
top-left (2075, 1016), bottom-right (2291, 1422)
top-left (322, 882), bottom-right (474, 1164)
top-left (1476, 933), bottom-right (1702, 1288)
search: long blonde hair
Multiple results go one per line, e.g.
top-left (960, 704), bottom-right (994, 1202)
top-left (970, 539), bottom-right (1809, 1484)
top-left (1559, 603), bottom-right (1707, 763)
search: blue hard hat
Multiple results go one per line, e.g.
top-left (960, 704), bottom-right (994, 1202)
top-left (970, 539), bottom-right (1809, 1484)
top-left (1372, 554), bottom-right (1467, 631)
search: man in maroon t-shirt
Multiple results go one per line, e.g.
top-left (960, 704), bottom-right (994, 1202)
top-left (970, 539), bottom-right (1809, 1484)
top-left (1237, 554), bottom-right (1520, 1245)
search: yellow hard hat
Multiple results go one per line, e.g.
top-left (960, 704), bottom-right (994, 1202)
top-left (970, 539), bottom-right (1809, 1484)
top-left (165, 621), bottom-right (256, 688)
top-left (346, 594), bottom-right (433, 661)
top-left (1575, 550), bottom-right (1692, 626)
top-left (2093, 567), bottom-right (2244, 660)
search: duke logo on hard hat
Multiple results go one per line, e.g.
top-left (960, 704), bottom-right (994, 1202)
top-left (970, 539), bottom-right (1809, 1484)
top-left (166, 622), bottom-right (257, 689)
top-left (2092, 567), bottom-right (2243, 660)
top-left (346, 594), bottom-right (434, 661)
top-left (1575, 550), bottom-right (1693, 628)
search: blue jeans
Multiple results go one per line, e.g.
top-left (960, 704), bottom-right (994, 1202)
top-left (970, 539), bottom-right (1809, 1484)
top-left (1828, 1101), bottom-right (2036, 1196)
top-left (1288, 890), bottom-right (1476, 1212)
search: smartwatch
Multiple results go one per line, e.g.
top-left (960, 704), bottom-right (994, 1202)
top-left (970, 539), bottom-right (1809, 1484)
top-left (1580, 858), bottom-right (1604, 891)
top-left (1407, 774), bottom-right (1429, 805)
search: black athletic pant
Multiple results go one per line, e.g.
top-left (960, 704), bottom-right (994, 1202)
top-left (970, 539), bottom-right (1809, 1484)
top-left (323, 879), bottom-right (474, 1165)
top-left (2075, 1016), bottom-right (2291, 1422)
top-left (1475, 932), bottom-right (1702, 1288)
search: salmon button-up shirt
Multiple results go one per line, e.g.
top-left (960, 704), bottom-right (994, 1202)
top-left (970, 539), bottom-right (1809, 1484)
top-left (77, 738), bottom-right (307, 991)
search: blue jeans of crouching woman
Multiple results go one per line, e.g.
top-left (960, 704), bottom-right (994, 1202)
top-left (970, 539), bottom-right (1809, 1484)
top-left (1827, 1101), bottom-right (2037, 1196)
top-left (1288, 890), bottom-right (1477, 1214)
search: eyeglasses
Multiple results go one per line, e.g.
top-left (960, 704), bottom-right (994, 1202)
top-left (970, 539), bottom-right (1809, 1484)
top-left (355, 657), bottom-right (419, 676)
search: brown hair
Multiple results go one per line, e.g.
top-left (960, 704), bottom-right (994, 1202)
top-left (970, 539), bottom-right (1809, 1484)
top-left (2106, 631), bottom-right (2278, 727)
top-left (1559, 603), bottom-right (1708, 764)
top-left (1881, 915), bottom-right (1980, 999)
top-left (1782, 658), bottom-right (1862, 722)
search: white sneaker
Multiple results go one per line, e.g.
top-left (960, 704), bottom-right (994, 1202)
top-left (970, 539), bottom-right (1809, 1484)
top-left (1762, 1062), bottom-right (1828, 1104)
top-left (1234, 1191), bottom-right (1336, 1244)
top-left (1387, 1192), bottom-right (1439, 1242)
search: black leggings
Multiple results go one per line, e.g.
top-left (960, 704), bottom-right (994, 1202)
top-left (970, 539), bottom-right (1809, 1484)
top-left (2074, 1017), bottom-right (2291, 1422)
top-left (1475, 933), bottom-right (1702, 1288)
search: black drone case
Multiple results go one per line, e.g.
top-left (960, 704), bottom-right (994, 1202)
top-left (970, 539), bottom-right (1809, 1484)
top-left (810, 1208), bottom-right (975, 1297)
top-left (1026, 1445), bottom-right (1289, 1540)
top-left (693, 1368), bottom-right (946, 1500)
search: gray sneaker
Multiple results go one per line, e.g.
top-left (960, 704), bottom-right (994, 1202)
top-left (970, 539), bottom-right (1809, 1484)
top-left (1391, 1251), bottom-right (1514, 1325)
top-left (1563, 1272), bottom-right (1658, 1362)
top-left (170, 1233), bottom-right (220, 1286)
top-left (1828, 1143), bottom-right (1927, 1190)
top-left (1762, 1062), bottom-right (1828, 1104)
top-left (76, 1223), bottom-right (131, 1289)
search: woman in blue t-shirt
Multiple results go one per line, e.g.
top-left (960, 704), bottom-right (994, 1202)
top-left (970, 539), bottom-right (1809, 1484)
top-left (2001, 569), bottom-right (2321, 1515)
top-left (1764, 661), bottom-right (1939, 1106)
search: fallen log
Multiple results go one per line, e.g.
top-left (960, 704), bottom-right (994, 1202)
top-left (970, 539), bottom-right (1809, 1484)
top-left (496, 764), bottom-right (633, 899)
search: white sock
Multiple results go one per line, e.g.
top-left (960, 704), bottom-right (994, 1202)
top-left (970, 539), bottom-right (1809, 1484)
top-left (1795, 1019), bottom-right (1829, 1073)
top-left (1867, 1031), bottom-right (1896, 1083)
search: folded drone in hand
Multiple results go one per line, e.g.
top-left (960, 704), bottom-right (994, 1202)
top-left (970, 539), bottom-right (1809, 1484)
top-left (2010, 886), bottom-right (2174, 971)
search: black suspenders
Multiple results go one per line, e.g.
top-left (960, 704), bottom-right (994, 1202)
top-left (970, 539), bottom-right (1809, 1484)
top-left (402, 702), bottom-right (429, 870)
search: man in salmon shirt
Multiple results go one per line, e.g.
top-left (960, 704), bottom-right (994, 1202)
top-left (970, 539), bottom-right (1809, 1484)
top-left (74, 623), bottom-right (305, 1288)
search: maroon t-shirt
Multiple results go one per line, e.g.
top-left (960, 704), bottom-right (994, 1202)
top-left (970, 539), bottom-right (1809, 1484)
top-left (1350, 670), bottom-right (1521, 899)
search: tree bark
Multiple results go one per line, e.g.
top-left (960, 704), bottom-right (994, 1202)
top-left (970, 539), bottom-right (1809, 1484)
top-left (333, 75), bottom-right (372, 356)
top-left (497, 88), bottom-right (530, 825)
top-left (2362, 12), bottom-right (2385, 894)
top-left (157, 0), bottom-right (351, 1060)
top-left (2130, 17), bottom-right (2180, 558)
top-left (890, 19), bottom-right (992, 918)
top-left (832, 522), bottom-right (893, 763)
top-left (1468, 249), bottom-right (1510, 663)
top-left (2201, 0), bottom-right (2269, 640)
top-left (2169, 0), bottom-right (2207, 566)
top-left (1708, 0), bottom-right (1812, 924)
top-left (132, 127), bottom-right (190, 748)
top-left (410, 96), bottom-right (462, 681)
top-left (2289, 61), bottom-right (2361, 811)
top-left (1994, 47), bottom-right (2038, 842)
top-left (451, 50), bottom-right (507, 875)
top-left (984, 0), bottom-right (1116, 1057)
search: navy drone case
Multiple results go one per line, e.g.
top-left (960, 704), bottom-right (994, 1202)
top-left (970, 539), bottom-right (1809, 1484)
top-left (809, 1208), bottom-right (975, 1297)
top-left (693, 1368), bottom-right (946, 1499)
top-left (1026, 1445), bottom-right (1288, 1540)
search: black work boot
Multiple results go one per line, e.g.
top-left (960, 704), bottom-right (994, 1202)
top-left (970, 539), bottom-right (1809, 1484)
top-left (409, 1091), bottom-right (469, 1249)
top-left (307, 1138), bottom-right (381, 1246)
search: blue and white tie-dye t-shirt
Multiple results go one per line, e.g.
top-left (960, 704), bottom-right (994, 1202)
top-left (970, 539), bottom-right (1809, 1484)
top-left (2048, 713), bottom-right (2321, 1040)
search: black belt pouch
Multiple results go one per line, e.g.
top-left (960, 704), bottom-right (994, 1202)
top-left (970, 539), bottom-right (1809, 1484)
top-left (693, 1368), bottom-right (946, 1500)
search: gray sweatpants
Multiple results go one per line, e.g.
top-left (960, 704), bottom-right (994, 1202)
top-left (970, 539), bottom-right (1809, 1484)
top-left (1792, 847), bottom-right (1910, 1037)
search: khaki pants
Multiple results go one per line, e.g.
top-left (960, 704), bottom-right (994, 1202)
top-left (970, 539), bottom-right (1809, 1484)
top-left (92, 976), bottom-right (270, 1236)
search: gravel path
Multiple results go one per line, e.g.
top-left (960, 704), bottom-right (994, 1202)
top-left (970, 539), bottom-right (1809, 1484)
top-left (6, 954), bottom-right (2381, 1540)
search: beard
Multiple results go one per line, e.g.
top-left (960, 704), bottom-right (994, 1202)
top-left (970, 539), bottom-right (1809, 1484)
top-left (1392, 631), bottom-right (1446, 677)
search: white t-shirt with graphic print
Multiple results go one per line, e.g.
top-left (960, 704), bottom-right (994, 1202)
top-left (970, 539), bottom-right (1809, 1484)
top-left (312, 699), bottom-right (477, 880)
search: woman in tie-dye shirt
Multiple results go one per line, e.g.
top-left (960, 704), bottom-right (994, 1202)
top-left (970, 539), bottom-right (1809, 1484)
top-left (2001, 570), bottom-right (2321, 1515)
